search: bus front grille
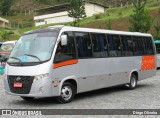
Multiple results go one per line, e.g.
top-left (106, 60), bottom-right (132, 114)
top-left (7, 76), bottom-right (34, 94)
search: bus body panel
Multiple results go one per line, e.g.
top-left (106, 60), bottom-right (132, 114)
top-left (53, 56), bottom-right (156, 94)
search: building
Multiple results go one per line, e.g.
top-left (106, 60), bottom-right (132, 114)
top-left (0, 17), bottom-right (9, 27)
top-left (34, 1), bottom-right (107, 26)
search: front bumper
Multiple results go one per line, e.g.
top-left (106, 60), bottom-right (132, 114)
top-left (4, 76), bottom-right (60, 97)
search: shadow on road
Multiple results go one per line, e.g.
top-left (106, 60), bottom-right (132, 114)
top-left (10, 84), bottom-right (152, 106)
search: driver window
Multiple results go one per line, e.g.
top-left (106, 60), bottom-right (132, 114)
top-left (54, 32), bottom-right (76, 63)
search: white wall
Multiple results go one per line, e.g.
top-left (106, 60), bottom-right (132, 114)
top-left (34, 2), bottom-right (105, 26)
top-left (85, 3), bottom-right (105, 17)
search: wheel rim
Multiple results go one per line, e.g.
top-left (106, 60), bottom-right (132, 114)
top-left (131, 76), bottom-right (136, 87)
top-left (61, 86), bottom-right (72, 101)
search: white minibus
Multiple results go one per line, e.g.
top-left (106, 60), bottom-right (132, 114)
top-left (4, 26), bottom-right (156, 103)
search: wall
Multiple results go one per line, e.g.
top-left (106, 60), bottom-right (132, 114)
top-left (0, 21), bottom-right (6, 27)
top-left (85, 3), bottom-right (105, 17)
top-left (34, 3), bottom-right (105, 26)
top-left (34, 11), bottom-right (74, 26)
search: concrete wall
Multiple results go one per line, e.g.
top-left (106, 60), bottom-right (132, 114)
top-left (34, 3), bottom-right (105, 26)
top-left (0, 17), bottom-right (9, 27)
top-left (85, 2), bottom-right (105, 17)
top-left (0, 21), bottom-right (6, 27)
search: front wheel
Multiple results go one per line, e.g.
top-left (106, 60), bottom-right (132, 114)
top-left (127, 74), bottom-right (138, 90)
top-left (56, 82), bottom-right (76, 103)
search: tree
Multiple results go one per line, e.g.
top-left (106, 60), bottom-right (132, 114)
top-left (68, 0), bottom-right (86, 26)
top-left (0, 0), bottom-right (12, 16)
top-left (129, 0), bottom-right (152, 33)
top-left (106, 19), bottom-right (112, 30)
top-left (0, 31), bottom-right (14, 41)
top-left (154, 20), bottom-right (160, 38)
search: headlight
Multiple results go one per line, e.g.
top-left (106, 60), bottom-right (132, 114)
top-left (34, 73), bottom-right (49, 80)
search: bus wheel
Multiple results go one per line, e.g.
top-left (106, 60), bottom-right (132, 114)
top-left (21, 96), bottom-right (34, 101)
top-left (127, 74), bottom-right (138, 90)
top-left (57, 82), bottom-right (76, 103)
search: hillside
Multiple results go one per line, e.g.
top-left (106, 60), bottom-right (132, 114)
top-left (0, 0), bottom-right (160, 41)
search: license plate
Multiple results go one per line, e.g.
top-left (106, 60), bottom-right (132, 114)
top-left (14, 82), bottom-right (23, 88)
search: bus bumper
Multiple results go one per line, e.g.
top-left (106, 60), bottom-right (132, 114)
top-left (3, 76), bottom-right (60, 97)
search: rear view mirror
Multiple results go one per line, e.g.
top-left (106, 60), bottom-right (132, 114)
top-left (60, 35), bottom-right (67, 46)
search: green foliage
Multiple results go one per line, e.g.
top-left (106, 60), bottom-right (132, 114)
top-left (68, 0), bottom-right (86, 26)
top-left (129, 0), bottom-right (152, 33)
top-left (94, 14), bottom-right (102, 19)
top-left (0, 31), bottom-right (14, 41)
top-left (106, 19), bottom-right (112, 30)
top-left (0, 0), bottom-right (12, 16)
top-left (154, 20), bottom-right (160, 38)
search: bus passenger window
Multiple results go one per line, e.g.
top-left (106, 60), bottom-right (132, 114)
top-left (107, 35), bottom-right (122, 57)
top-left (120, 35), bottom-right (134, 56)
top-left (54, 32), bottom-right (76, 63)
top-left (91, 33), bottom-right (108, 58)
top-left (143, 37), bottom-right (154, 55)
top-left (75, 32), bottom-right (92, 58)
top-left (132, 37), bottom-right (144, 56)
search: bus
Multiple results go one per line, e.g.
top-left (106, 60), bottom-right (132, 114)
top-left (154, 40), bottom-right (160, 68)
top-left (0, 41), bottom-right (17, 62)
top-left (4, 26), bottom-right (156, 103)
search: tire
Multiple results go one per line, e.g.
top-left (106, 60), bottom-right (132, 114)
top-left (21, 96), bottom-right (34, 101)
top-left (127, 74), bottom-right (138, 90)
top-left (56, 82), bottom-right (76, 103)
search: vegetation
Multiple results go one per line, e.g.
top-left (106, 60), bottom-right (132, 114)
top-left (106, 19), bottom-right (112, 30)
top-left (0, 0), bottom-right (159, 41)
top-left (154, 20), bottom-right (160, 38)
top-left (68, 0), bottom-right (86, 26)
top-left (129, 0), bottom-right (152, 32)
top-left (0, 0), bottom-right (12, 16)
top-left (0, 30), bottom-right (14, 41)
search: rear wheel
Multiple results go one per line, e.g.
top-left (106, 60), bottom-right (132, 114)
top-left (21, 96), bottom-right (34, 101)
top-left (56, 82), bottom-right (76, 103)
top-left (127, 74), bottom-right (138, 90)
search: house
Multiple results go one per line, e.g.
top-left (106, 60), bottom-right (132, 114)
top-left (0, 17), bottom-right (9, 27)
top-left (34, 1), bottom-right (107, 26)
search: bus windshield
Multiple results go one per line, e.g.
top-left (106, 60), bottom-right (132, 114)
top-left (8, 32), bottom-right (57, 63)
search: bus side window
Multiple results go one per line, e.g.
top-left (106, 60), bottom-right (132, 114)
top-left (121, 35), bottom-right (134, 56)
top-left (132, 36), bottom-right (144, 56)
top-left (143, 37), bottom-right (154, 55)
top-left (54, 32), bottom-right (76, 63)
top-left (91, 33), bottom-right (108, 58)
top-left (107, 34), bottom-right (122, 57)
top-left (75, 32), bottom-right (92, 58)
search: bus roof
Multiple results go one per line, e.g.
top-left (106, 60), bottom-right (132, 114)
top-left (3, 40), bottom-right (17, 45)
top-left (25, 25), bottom-right (152, 37)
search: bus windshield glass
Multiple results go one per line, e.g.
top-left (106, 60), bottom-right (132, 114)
top-left (8, 32), bottom-right (57, 63)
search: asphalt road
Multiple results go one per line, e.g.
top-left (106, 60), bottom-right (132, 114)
top-left (0, 71), bottom-right (160, 110)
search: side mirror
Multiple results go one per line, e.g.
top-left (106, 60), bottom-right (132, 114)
top-left (60, 35), bottom-right (67, 46)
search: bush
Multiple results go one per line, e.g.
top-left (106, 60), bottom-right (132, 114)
top-left (94, 14), bottom-right (102, 19)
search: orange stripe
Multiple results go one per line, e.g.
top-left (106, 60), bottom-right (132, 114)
top-left (141, 55), bottom-right (156, 71)
top-left (0, 52), bottom-right (10, 54)
top-left (54, 59), bottom-right (78, 69)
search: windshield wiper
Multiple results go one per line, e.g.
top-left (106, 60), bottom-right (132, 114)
top-left (24, 54), bottom-right (41, 63)
top-left (10, 57), bottom-right (22, 64)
